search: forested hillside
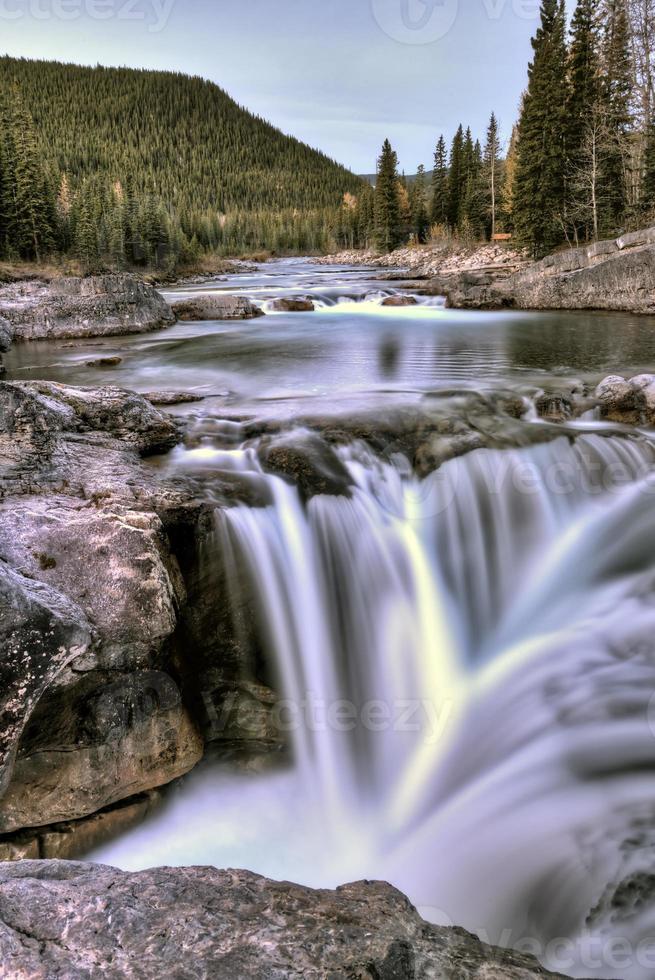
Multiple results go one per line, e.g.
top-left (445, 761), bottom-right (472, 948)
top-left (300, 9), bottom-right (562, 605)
top-left (0, 57), bottom-right (363, 267)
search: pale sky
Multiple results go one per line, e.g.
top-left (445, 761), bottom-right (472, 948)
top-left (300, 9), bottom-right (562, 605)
top-left (0, 0), bottom-right (573, 173)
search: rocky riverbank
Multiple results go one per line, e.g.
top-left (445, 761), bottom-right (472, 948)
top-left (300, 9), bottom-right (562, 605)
top-left (0, 862), bottom-right (570, 979)
top-left (321, 227), bottom-right (655, 315)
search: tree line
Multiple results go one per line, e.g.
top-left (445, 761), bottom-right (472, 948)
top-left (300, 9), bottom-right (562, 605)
top-left (360, 0), bottom-right (655, 256)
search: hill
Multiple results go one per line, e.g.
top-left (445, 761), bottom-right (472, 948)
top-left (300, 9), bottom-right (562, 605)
top-left (0, 56), bottom-right (364, 263)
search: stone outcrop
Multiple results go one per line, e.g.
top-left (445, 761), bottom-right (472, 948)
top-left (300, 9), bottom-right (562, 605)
top-left (0, 381), bottom-right (207, 841)
top-left (171, 294), bottom-right (264, 320)
top-left (427, 227), bottom-right (655, 314)
top-left (381, 294), bottom-right (418, 306)
top-left (595, 374), bottom-right (655, 425)
top-left (0, 275), bottom-right (174, 341)
top-left (0, 863), bottom-right (570, 980)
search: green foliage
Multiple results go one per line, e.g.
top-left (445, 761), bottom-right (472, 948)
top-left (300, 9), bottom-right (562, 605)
top-left (0, 56), bottom-right (364, 264)
top-left (374, 140), bottom-right (403, 251)
top-left (514, 0), bottom-right (569, 253)
top-left (430, 136), bottom-right (449, 226)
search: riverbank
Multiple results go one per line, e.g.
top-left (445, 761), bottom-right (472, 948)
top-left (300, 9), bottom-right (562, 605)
top-left (320, 227), bottom-right (655, 315)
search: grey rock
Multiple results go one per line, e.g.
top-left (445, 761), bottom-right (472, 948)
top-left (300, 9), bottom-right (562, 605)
top-left (0, 671), bottom-right (202, 832)
top-left (595, 375), bottom-right (655, 425)
top-left (0, 562), bottom-right (92, 800)
top-left (84, 355), bottom-right (122, 367)
top-left (0, 275), bottom-right (174, 340)
top-left (0, 316), bottom-right (13, 353)
top-left (144, 390), bottom-right (206, 406)
top-left (0, 863), bottom-right (571, 979)
top-left (14, 382), bottom-right (180, 456)
top-left (172, 294), bottom-right (264, 320)
top-left (258, 432), bottom-right (353, 499)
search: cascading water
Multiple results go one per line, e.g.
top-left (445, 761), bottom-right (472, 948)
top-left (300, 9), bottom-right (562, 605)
top-left (93, 427), bottom-right (655, 979)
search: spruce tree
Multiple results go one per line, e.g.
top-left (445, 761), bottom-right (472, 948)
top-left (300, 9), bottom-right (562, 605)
top-left (600, 0), bottom-right (634, 227)
top-left (643, 120), bottom-right (655, 211)
top-left (514, 0), bottom-right (569, 253)
top-left (484, 113), bottom-right (502, 239)
top-left (431, 136), bottom-right (449, 227)
top-left (447, 125), bottom-right (465, 229)
top-left (374, 139), bottom-right (402, 252)
top-left (409, 165), bottom-right (429, 242)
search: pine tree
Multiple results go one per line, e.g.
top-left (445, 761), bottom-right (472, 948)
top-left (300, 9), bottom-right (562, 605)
top-left (501, 124), bottom-right (520, 231)
top-left (484, 114), bottom-right (502, 238)
top-left (447, 125), bottom-right (465, 229)
top-left (514, 0), bottom-right (569, 252)
top-left (599, 0), bottom-right (635, 225)
top-left (431, 135), bottom-right (449, 227)
top-left (374, 139), bottom-right (402, 252)
top-left (643, 119), bottom-right (655, 210)
top-left (409, 165), bottom-right (429, 242)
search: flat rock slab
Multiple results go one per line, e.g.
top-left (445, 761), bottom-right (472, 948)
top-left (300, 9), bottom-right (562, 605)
top-left (172, 295), bottom-right (264, 321)
top-left (0, 863), bottom-right (571, 979)
top-left (0, 275), bottom-right (174, 340)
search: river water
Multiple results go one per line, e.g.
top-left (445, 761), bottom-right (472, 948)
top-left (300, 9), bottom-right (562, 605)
top-left (7, 260), bottom-right (655, 979)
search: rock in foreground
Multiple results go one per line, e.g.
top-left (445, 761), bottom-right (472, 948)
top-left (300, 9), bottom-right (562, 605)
top-left (596, 374), bottom-right (655, 426)
top-left (0, 275), bottom-right (174, 341)
top-left (0, 863), bottom-right (570, 980)
top-left (172, 294), bottom-right (264, 320)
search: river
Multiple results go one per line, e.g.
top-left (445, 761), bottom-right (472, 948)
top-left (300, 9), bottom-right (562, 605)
top-left (7, 259), bottom-right (655, 979)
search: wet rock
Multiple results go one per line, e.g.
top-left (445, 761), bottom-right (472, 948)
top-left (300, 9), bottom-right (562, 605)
top-left (267, 297), bottom-right (315, 312)
top-left (0, 671), bottom-right (202, 832)
top-left (144, 390), bottom-right (205, 406)
top-left (172, 295), bottom-right (264, 320)
top-left (535, 392), bottom-right (574, 423)
top-left (0, 562), bottom-right (92, 801)
top-left (84, 355), bottom-right (122, 367)
top-left (259, 432), bottom-right (352, 499)
top-left (595, 375), bottom-right (654, 425)
top-left (0, 863), bottom-right (571, 980)
top-left (0, 275), bottom-right (174, 340)
top-left (381, 294), bottom-right (418, 306)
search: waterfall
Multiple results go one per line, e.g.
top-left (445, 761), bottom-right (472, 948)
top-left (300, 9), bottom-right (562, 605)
top-left (93, 430), bottom-right (655, 980)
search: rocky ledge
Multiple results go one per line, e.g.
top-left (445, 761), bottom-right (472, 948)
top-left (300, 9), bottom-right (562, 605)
top-left (171, 294), bottom-right (264, 320)
top-left (0, 862), bottom-right (569, 979)
top-left (427, 227), bottom-right (655, 314)
top-left (0, 274), bottom-right (175, 343)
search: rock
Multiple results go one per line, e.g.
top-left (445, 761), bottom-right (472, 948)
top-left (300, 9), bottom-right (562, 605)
top-left (172, 295), bottom-right (264, 321)
top-left (85, 355), bottom-right (122, 367)
top-left (0, 863), bottom-right (571, 979)
top-left (0, 275), bottom-right (174, 340)
top-left (381, 294), bottom-right (418, 306)
top-left (595, 375), bottom-right (655, 425)
top-left (535, 393), bottom-right (574, 423)
top-left (258, 432), bottom-right (353, 499)
top-left (144, 390), bottom-right (205, 406)
top-left (0, 671), bottom-right (202, 832)
top-left (14, 382), bottom-right (180, 456)
top-left (0, 561), bottom-right (92, 800)
top-left (267, 297), bottom-right (315, 312)
top-left (0, 316), bottom-right (13, 353)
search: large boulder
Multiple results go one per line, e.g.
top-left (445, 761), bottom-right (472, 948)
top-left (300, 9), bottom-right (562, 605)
top-left (0, 863), bottom-right (570, 979)
top-left (0, 275), bottom-right (175, 340)
top-left (595, 374), bottom-right (655, 425)
top-left (16, 381), bottom-right (180, 456)
top-left (267, 297), bottom-right (315, 312)
top-left (0, 562), bottom-right (92, 800)
top-left (172, 294), bottom-right (264, 321)
top-left (381, 294), bottom-right (418, 307)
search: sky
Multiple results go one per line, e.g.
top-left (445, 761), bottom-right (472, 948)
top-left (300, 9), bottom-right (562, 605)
top-left (0, 0), bottom-right (569, 174)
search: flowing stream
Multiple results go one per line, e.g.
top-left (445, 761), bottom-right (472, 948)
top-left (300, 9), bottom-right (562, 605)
top-left (10, 260), bottom-right (655, 979)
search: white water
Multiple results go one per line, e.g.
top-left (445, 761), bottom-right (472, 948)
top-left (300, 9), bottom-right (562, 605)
top-left (94, 432), bottom-right (655, 979)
